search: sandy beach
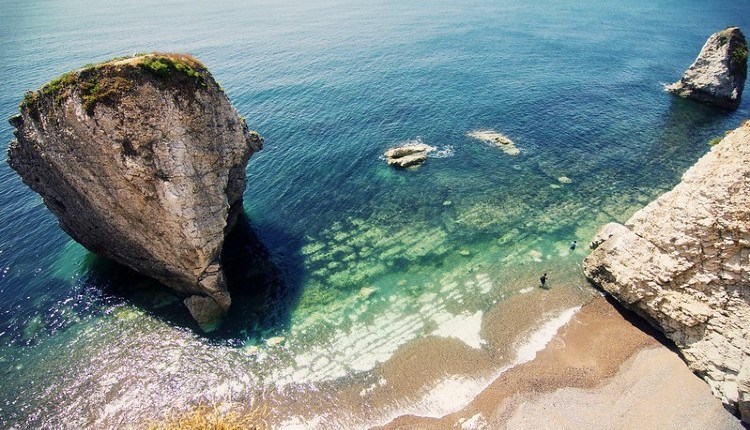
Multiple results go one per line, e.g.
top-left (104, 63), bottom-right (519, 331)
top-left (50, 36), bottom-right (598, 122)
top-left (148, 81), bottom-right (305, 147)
top-left (377, 296), bottom-right (743, 429)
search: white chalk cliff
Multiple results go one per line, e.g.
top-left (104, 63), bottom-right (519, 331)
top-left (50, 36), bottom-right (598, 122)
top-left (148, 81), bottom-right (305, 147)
top-left (584, 121), bottom-right (750, 423)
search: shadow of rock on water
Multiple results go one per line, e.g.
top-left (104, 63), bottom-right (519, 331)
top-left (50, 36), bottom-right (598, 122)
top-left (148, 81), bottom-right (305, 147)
top-left (638, 96), bottom-right (736, 187)
top-left (81, 210), bottom-right (304, 345)
top-left (591, 95), bottom-right (737, 207)
top-left (659, 96), bottom-right (734, 144)
top-left (205, 211), bottom-right (305, 343)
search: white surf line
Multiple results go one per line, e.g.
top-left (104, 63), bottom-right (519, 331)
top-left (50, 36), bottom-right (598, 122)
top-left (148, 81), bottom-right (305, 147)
top-left (275, 306), bottom-right (582, 430)
top-left (430, 145), bottom-right (454, 158)
top-left (431, 310), bottom-right (484, 349)
top-left (357, 305), bottom-right (582, 429)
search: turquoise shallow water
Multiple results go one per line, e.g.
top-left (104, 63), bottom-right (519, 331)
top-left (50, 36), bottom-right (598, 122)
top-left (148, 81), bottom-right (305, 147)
top-left (1, 0), bottom-right (749, 427)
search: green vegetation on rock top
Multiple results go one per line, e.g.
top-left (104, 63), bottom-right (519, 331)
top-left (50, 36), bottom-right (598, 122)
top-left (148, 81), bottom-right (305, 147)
top-left (714, 27), bottom-right (747, 76)
top-left (732, 42), bottom-right (748, 76)
top-left (717, 27), bottom-right (737, 46)
top-left (19, 52), bottom-right (209, 115)
top-left (79, 75), bottom-right (133, 115)
top-left (138, 54), bottom-right (207, 86)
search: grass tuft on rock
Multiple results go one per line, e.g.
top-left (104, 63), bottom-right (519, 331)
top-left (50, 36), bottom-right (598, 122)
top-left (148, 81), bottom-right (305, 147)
top-left (731, 42), bottom-right (748, 76)
top-left (139, 53), bottom-right (207, 86)
top-left (79, 75), bottom-right (133, 114)
top-left (18, 52), bottom-right (209, 116)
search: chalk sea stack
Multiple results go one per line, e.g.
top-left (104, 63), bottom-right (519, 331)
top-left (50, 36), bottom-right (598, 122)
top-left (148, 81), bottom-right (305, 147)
top-left (666, 27), bottom-right (748, 109)
top-left (8, 53), bottom-right (263, 327)
top-left (584, 122), bottom-right (750, 423)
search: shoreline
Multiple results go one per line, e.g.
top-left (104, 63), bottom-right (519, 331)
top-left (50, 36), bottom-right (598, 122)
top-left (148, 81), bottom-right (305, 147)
top-left (269, 276), bottom-right (597, 429)
top-left (375, 295), bottom-right (743, 429)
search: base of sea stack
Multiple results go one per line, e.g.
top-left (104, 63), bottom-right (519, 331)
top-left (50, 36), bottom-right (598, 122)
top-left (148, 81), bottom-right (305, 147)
top-left (665, 85), bottom-right (742, 110)
top-left (183, 201), bottom-right (247, 331)
top-left (184, 294), bottom-right (230, 332)
top-left (377, 296), bottom-right (742, 429)
top-left (185, 263), bottom-right (232, 331)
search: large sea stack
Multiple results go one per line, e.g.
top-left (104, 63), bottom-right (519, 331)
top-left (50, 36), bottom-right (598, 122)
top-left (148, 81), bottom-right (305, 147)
top-left (8, 53), bottom-right (263, 327)
top-left (583, 122), bottom-right (750, 422)
top-left (666, 27), bottom-right (748, 109)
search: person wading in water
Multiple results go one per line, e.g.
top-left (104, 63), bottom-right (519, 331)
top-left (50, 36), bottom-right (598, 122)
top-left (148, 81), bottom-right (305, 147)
top-left (540, 272), bottom-right (548, 288)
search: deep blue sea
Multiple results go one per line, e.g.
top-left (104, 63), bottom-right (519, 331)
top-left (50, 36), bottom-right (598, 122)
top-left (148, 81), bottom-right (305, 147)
top-left (1, 0), bottom-right (749, 428)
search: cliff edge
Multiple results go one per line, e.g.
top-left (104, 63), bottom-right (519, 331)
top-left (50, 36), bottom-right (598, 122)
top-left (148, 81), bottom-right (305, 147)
top-left (8, 53), bottom-right (263, 327)
top-left (666, 27), bottom-right (747, 109)
top-left (583, 122), bottom-right (750, 422)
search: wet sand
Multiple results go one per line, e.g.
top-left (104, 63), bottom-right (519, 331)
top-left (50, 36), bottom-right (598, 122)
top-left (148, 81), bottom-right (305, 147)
top-left (376, 296), bottom-right (743, 429)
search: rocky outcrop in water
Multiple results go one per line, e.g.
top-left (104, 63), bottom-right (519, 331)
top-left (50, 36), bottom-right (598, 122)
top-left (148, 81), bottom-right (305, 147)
top-left (467, 130), bottom-right (520, 156)
top-left (583, 122), bottom-right (750, 423)
top-left (8, 53), bottom-right (262, 327)
top-left (384, 142), bottom-right (432, 168)
top-left (666, 27), bottom-right (748, 109)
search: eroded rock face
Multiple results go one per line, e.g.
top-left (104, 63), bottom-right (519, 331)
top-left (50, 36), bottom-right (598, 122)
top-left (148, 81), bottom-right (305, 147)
top-left (666, 27), bottom-right (748, 109)
top-left (583, 122), bottom-right (750, 423)
top-left (8, 53), bottom-right (263, 327)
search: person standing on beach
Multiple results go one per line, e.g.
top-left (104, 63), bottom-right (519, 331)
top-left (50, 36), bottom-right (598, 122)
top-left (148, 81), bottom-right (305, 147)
top-left (540, 272), bottom-right (548, 288)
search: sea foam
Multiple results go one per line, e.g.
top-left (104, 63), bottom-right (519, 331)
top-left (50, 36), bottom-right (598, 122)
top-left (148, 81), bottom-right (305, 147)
top-left (360, 306), bottom-right (581, 428)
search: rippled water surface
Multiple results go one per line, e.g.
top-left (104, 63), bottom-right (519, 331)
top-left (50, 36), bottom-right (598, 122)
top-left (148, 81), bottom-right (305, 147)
top-left (1, 0), bottom-right (749, 428)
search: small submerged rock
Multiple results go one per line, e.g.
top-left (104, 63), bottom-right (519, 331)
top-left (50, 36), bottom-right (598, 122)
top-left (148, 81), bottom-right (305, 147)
top-left (266, 336), bottom-right (286, 347)
top-left (22, 315), bottom-right (45, 340)
top-left (528, 249), bottom-right (543, 262)
top-left (666, 27), bottom-right (747, 109)
top-left (358, 286), bottom-right (377, 300)
top-left (242, 345), bottom-right (260, 356)
top-left (384, 142), bottom-right (433, 168)
top-left (467, 130), bottom-right (520, 155)
top-left (558, 176), bottom-right (572, 184)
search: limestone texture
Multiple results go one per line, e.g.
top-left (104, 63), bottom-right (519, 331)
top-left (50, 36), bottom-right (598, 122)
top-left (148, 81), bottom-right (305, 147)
top-left (666, 27), bottom-right (748, 109)
top-left (8, 53), bottom-right (263, 326)
top-left (583, 121), bottom-right (750, 423)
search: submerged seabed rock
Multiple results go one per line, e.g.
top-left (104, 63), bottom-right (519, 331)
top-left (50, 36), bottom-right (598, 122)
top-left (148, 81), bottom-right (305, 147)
top-left (8, 53), bottom-right (263, 327)
top-left (467, 130), bottom-right (520, 156)
top-left (583, 121), bottom-right (750, 423)
top-left (666, 27), bottom-right (747, 109)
